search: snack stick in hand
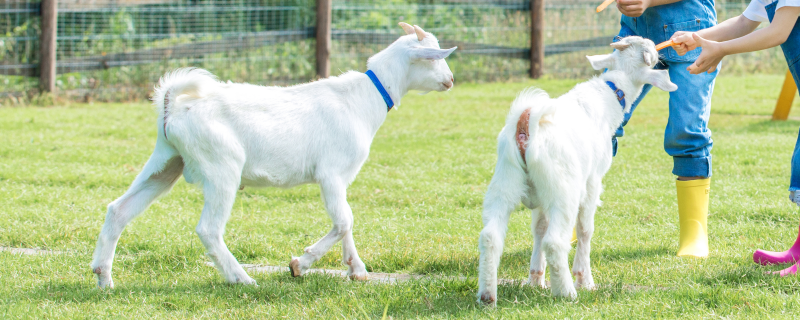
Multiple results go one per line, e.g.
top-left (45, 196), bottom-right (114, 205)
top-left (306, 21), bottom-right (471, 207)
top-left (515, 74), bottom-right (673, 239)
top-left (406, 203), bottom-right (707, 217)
top-left (655, 40), bottom-right (677, 51)
top-left (596, 0), bottom-right (615, 13)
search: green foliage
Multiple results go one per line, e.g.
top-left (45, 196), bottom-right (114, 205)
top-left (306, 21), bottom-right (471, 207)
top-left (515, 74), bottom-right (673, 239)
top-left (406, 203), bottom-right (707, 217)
top-left (3, 74), bottom-right (800, 318)
top-left (0, 1), bottom-right (793, 101)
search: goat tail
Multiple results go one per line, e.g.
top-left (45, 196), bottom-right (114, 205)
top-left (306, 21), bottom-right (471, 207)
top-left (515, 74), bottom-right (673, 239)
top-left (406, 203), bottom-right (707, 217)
top-left (152, 68), bottom-right (218, 140)
top-left (501, 88), bottom-right (553, 164)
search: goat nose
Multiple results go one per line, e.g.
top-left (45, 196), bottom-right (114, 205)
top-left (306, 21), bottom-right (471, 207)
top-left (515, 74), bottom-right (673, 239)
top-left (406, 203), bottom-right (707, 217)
top-left (442, 76), bottom-right (454, 89)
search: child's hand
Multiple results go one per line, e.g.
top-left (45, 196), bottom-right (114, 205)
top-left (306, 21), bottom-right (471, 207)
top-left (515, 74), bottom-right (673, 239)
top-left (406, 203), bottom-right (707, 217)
top-left (687, 33), bottom-right (725, 75)
top-left (616, 0), bottom-right (651, 17)
top-left (670, 31), bottom-right (698, 56)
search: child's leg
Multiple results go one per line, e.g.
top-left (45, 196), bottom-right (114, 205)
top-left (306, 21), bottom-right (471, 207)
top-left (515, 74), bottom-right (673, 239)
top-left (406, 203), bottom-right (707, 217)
top-left (663, 62), bottom-right (716, 179)
top-left (753, 32), bottom-right (800, 265)
top-left (752, 129), bottom-right (800, 265)
top-left (753, 3), bottom-right (800, 268)
top-left (664, 61), bottom-right (717, 257)
top-left (790, 128), bottom-right (800, 196)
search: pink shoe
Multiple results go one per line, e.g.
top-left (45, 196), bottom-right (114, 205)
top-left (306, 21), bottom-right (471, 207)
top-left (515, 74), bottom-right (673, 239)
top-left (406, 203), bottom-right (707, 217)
top-left (770, 262), bottom-right (799, 277)
top-left (753, 224), bottom-right (800, 265)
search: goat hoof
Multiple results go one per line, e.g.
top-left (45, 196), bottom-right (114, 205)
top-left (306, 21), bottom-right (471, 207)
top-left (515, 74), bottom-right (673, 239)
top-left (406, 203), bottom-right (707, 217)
top-left (289, 258), bottom-right (303, 277)
top-left (348, 272), bottom-right (368, 281)
top-left (572, 271), bottom-right (595, 290)
top-left (96, 276), bottom-right (114, 289)
top-left (93, 267), bottom-right (114, 289)
top-left (529, 270), bottom-right (547, 289)
top-left (233, 275), bottom-right (257, 286)
top-left (554, 288), bottom-right (578, 300)
top-left (477, 291), bottom-right (496, 305)
top-left (574, 280), bottom-right (596, 291)
top-left (346, 258), bottom-right (368, 281)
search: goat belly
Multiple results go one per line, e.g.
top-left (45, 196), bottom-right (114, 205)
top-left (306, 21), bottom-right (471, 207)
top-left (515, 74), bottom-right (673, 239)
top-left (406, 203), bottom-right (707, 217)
top-left (516, 108), bottom-right (532, 163)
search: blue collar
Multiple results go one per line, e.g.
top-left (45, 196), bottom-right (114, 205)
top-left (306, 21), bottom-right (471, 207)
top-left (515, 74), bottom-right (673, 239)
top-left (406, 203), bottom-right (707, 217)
top-left (365, 70), bottom-right (394, 111)
top-left (605, 81), bottom-right (626, 108)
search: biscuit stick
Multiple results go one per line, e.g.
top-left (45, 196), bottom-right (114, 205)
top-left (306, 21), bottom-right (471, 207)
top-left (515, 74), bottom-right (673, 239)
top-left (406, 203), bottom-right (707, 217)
top-left (655, 40), bottom-right (677, 51)
top-left (596, 0), bottom-right (615, 13)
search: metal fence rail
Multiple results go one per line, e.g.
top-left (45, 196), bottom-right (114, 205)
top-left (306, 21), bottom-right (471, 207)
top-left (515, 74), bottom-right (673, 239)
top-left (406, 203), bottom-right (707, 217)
top-left (0, 0), bottom-right (785, 102)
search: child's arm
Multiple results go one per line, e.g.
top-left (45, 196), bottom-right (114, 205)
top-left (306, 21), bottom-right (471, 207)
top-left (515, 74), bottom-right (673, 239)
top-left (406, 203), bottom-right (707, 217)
top-left (681, 6), bottom-right (800, 74)
top-left (689, 6), bottom-right (800, 74)
top-left (671, 15), bottom-right (760, 55)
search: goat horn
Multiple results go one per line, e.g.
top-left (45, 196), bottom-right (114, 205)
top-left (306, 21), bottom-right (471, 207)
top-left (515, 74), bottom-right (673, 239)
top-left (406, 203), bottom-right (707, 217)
top-left (398, 22), bottom-right (415, 35)
top-left (413, 25), bottom-right (426, 41)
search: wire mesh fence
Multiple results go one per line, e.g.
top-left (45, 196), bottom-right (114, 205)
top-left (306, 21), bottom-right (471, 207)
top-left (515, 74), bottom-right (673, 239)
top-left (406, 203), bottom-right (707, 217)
top-left (0, 0), bottom-right (788, 103)
top-left (1, 0), bottom-right (42, 97)
top-left (55, 0), bottom-right (316, 101)
top-left (330, 0), bottom-right (532, 82)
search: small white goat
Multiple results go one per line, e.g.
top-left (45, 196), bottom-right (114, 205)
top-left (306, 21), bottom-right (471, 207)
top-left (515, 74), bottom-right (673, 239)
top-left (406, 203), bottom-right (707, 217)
top-left (90, 23), bottom-right (456, 288)
top-left (476, 36), bottom-right (677, 302)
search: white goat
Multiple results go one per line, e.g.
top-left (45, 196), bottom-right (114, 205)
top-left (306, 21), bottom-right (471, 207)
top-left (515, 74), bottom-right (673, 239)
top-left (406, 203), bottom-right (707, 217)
top-left (90, 23), bottom-right (456, 288)
top-left (476, 36), bottom-right (677, 302)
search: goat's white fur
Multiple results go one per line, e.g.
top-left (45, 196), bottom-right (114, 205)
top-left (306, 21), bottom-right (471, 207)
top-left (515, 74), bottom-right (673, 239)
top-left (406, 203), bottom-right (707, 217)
top-left (476, 36), bottom-right (677, 303)
top-left (90, 24), bottom-right (456, 288)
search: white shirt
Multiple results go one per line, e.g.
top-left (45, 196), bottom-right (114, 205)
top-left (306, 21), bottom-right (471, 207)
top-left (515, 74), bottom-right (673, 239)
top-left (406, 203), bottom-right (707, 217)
top-left (743, 0), bottom-right (800, 22)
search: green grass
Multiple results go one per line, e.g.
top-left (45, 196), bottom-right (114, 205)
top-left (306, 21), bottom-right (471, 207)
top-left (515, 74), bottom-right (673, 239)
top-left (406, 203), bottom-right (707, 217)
top-left (3, 73), bottom-right (800, 318)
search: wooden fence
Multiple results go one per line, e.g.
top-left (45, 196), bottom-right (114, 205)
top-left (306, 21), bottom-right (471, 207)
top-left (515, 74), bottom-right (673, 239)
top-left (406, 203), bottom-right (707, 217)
top-left (12, 0), bottom-right (614, 94)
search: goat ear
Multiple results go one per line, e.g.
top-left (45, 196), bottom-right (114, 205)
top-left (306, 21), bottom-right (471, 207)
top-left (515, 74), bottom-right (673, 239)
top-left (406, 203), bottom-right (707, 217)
top-left (413, 25), bottom-right (426, 41)
top-left (399, 22), bottom-right (415, 35)
top-left (645, 69), bottom-right (678, 92)
top-left (643, 51), bottom-right (655, 67)
top-left (410, 46), bottom-right (457, 60)
top-left (586, 54), bottom-right (615, 70)
top-left (610, 41), bottom-right (631, 51)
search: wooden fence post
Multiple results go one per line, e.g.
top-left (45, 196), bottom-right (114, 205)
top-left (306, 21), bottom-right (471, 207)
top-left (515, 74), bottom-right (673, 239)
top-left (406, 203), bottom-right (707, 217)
top-left (316, 0), bottom-right (332, 79)
top-left (530, 0), bottom-right (544, 79)
top-left (40, 0), bottom-right (58, 93)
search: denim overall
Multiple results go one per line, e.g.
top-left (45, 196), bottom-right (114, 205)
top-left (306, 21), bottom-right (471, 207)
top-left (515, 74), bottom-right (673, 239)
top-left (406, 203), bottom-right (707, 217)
top-left (767, 2), bottom-right (800, 191)
top-left (612, 0), bottom-right (718, 178)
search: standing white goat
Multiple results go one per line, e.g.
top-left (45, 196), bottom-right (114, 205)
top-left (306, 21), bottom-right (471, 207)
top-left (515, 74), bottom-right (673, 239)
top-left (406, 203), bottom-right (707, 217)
top-left (476, 36), bottom-right (678, 303)
top-left (90, 23), bottom-right (456, 288)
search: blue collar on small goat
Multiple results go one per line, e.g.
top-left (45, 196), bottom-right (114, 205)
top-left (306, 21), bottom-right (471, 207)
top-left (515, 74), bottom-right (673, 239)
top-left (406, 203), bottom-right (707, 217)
top-left (366, 70), bottom-right (394, 111)
top-left (604, 81), bottom-right (626, 108)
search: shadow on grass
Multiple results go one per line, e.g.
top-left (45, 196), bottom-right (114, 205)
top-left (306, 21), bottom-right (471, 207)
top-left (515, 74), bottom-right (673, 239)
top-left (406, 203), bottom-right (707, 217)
top-left (409, 256), bottom-right (478, 276)
top-left (696, 264), bottom-right (800, 295)
top-left (742, 119), bottom-right (800, 134)
top-left (405, 249), bottom-right (532, 276)
top-left (595, 245), bottom-right (673, 261)
top-left (723, 206), bottom-right (800, 225)
top-left (11, 273), bottom-right (476, 317)
top-left (403, 245), bottom-right (674, 278)
top-left (13, 270), bottom-right (643, 318)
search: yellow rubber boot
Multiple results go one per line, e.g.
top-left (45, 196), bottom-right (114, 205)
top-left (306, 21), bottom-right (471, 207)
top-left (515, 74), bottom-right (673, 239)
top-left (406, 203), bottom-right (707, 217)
top-left (676, 178), bottom-right (710, 258)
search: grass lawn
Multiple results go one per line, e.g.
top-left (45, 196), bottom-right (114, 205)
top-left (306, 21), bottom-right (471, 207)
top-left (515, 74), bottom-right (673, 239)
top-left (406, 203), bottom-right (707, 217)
top-left (3, 73), bottom-right (800, 318)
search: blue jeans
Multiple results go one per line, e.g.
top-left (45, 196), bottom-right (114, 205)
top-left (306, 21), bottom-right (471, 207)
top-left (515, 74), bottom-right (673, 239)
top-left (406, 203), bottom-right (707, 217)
top-left (612, 1), bottom-right (718, 178)
top-left (766, 2), bottom-right (800, 191)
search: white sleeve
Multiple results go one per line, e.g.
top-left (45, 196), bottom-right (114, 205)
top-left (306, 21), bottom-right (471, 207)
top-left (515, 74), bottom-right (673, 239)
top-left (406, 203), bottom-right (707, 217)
top-left (743, 0), bottom-right (770, 22)
top-left (778, 0), bottom-right (800, 11)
